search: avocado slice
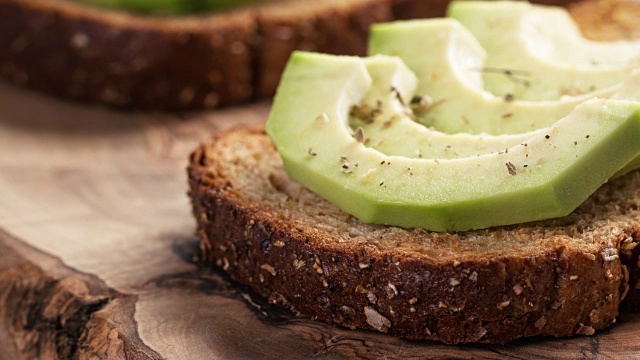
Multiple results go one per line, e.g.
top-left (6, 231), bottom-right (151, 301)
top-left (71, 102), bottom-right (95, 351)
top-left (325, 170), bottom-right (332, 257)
top-left (355, 56), bottom-right (640, 177)
top-left (368, 19), bottom-right (628, 135)
top-left (448, 1), bottom-right (640, 102)
top-left (355, 55), bottom-right (542, 161)
top-left (267, 52), bottom-right (640, 231)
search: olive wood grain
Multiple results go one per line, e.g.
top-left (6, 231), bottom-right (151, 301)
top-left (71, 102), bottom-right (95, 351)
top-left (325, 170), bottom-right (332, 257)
top-left (2, 1), bottom-right (640, 355)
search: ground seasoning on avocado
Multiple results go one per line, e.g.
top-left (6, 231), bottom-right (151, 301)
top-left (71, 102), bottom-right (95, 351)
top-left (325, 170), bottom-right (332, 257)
top-left (479, 67), bottom-right (532, 87)
top-left (410, 96), bottom-right (447, 116)
top-left (349, 103), bottom-right (381, 123)
top-left (391, 87), bottom-right (406, 106)
top-left (354, 127), bottom-right (365, 143)
top-left (410, 95), bottom-right (432, 113)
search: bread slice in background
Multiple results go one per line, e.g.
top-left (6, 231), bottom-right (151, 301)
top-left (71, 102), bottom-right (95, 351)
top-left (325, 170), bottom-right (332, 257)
top-left (255, 0), bottom-right (391, 98)
top-left (0, 0), bottom-right (389, 110)
top-left (188, 126), bottom-right (640, 344)
top-left (0, 0), bottom-right (255, 110)
top-left (568, 0), bottom-right (640, 41)
top-left (0, 0), bottom-right (585, 111)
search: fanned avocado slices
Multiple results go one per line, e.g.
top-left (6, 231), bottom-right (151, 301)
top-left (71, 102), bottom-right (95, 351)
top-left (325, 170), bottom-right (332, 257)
top-left (368, 19), bottom-right (631, 135)
top-left (266, 52), bottom-right (640, 231)
top-left (448, 1), bottom-right (640, 101)
top-left (354, 56), bottom-right (640, 178)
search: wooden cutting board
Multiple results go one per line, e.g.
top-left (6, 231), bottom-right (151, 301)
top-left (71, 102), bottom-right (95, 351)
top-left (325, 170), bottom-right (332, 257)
top-left (2, 82), bottom-right (640, 360)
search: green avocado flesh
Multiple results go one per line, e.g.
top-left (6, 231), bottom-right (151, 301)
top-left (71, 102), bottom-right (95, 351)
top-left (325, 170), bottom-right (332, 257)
top-left (447, 1), bottom-right (640, 102)
top-left (368, 19), bottom-right (630, 135)
top-left (79, 0), bottom-right (262, 14)
top-left (354, 56), bottom-right (640, 178)
top-left (266, 52), bottom-right (640, 232)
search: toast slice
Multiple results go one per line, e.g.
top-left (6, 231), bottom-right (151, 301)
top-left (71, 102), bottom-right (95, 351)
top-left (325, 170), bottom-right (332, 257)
top-left (1, 0), bottom-right (588, 111)
top-left (0, 0), bottom-right (389, 110)
top-left (188, 126), bottom-right (640, 344)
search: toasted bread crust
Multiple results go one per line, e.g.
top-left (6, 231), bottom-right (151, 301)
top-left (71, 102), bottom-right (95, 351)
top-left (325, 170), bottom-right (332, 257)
top-left (0, 0), bottom-right (255, 110)
top-left (255, 1), bottom-right (390, 97)
top-left (188, 127), bottom-right (640, 343)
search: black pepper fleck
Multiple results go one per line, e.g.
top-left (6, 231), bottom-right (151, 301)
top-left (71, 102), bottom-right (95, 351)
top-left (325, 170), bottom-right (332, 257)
top-left (410, 95), bottom-right (434, 113)
top-left (354, 127), bottom-right (365, 143)
top-left (479, 67), bottom-right (532, 86)
top-left (391, 87), bottom-right (405, 106)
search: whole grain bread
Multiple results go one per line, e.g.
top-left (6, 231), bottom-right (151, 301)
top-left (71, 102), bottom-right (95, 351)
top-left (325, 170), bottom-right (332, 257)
top-left (188, 126), bottom-right (640, 344)
top-left (0, 0), bottom-right (389, 110)
top-left (567, 0), bottom-right (640, 41)
top-left (1, 0), bottom-right (583, 111)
